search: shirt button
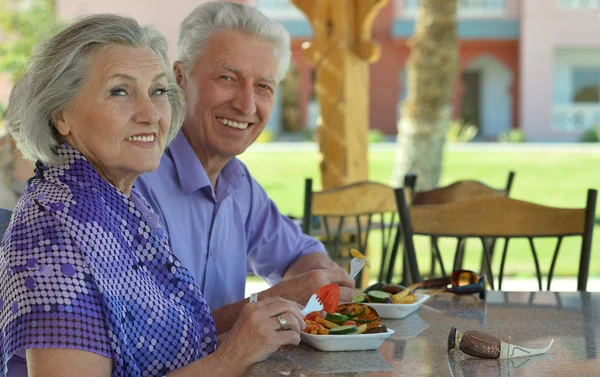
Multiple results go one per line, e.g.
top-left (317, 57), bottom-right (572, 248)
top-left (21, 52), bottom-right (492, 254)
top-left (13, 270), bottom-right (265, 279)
top-left (209, 249), bottom-right (215, 257)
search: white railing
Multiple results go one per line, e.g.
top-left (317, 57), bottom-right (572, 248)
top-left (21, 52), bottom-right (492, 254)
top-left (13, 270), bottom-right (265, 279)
top-left (254, 0), bottom-right (304, 19)
top-left (552, 104), bottom-right (600, 132)
top-left (557, 0), bottom-right (600, 9)
top-left (403, 0), bottom-right (507, 17)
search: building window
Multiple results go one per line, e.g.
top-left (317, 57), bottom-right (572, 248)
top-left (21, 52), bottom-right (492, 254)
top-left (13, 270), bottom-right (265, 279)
top-left (557, 0), bottom-right (600, 10)
top-left (573, 69), bottom-right (600, 102)
top-left (404, 0), bottom-right (507, 16)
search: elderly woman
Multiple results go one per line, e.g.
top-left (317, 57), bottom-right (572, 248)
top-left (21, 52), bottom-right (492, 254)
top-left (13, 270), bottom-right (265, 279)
top-left (0, 14), bottom-right (303, 377)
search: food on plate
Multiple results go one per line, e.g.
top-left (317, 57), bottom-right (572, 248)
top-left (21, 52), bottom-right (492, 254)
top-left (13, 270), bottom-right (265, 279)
top-left (315, 283), bottom-right (340, 314)
top-left (355, 282), bottom-right (417, 304)
top-left (303, 303), bottom-right (387, 336)
top-left (350, 248), bottom-right (371, 268)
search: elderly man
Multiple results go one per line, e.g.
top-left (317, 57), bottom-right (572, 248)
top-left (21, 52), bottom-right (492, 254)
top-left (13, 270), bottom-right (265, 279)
top-left (135, 1), bottom-right (355, 334)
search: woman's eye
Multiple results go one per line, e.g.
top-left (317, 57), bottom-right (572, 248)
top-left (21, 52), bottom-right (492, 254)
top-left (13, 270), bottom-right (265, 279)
top-left (109, 88), bottom-right (127, 96)
top-left (153, 87), bottom-right (169, 96)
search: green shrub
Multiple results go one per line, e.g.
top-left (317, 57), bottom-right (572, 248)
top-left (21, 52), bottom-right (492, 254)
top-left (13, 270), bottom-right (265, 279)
top-left (498, 129), bottom-right (526, 143)
top-left (446, 120), bottom-right (478, 143)
top-left (302, 128), bottom-right (316, 141)
top-left (368, 129), bottom-right (386, 143)
top-left (581, 126), bottom-right (600, 143)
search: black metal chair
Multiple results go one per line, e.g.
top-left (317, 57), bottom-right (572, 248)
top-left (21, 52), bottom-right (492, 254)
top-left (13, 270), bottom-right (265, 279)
top-left (302, 177), bottom-right (417, 288)
top-left (396, 187), bottom-right (596, 291)
top-left (406, 171), bottom-right (515, 288)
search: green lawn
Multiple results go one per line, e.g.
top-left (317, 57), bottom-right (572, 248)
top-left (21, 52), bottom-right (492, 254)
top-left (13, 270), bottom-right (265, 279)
top-left (239, 147), bottom-right (600, 281)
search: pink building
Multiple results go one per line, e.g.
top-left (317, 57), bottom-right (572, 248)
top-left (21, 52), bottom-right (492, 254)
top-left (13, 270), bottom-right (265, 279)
top-left (254, 0), bottom-right (600, 141)
top-left (2, 0), bottom-right (600, 141)
top-left (522, 0), bottom-right (600, 141)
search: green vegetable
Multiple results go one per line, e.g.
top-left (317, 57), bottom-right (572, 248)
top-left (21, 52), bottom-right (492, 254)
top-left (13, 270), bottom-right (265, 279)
top-left (362, 282), bottom-right (383, 293)
top-left (354, 318), bottom-right (376, 324)
top-left (325, 313), bottom-right (350, 325)
top-left (328, 325), bottom-right (359, 335)
top-left (346, 306), bottom-right (365, 318)
top-left (367, 290), bottom-right (392, 303)
top-left (352, 293), bottom-right (367, 303)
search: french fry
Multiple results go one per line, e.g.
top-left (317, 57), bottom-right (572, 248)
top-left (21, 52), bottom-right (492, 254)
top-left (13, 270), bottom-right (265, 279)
top-left (350, 248), bottom-right (371, 268)
top-left (315, 316), bottom-right (340, 329)
top-left (357, 324), bottom-right (368, 334)
top-left (391, 290), bottom-right (410, 303)
top-left (389, 281), bottom-right (424, 303)
top-left (395, 293), bottom-right (416, 304)
top-left (305, 319), bottom-right (330, 335)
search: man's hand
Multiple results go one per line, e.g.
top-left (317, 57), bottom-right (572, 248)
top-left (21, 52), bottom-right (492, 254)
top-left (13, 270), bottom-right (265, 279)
top-left (263, 253), bottom-right (356, 305)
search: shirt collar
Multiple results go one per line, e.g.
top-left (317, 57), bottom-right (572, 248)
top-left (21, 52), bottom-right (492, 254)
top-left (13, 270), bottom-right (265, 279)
top-left (168, 132), bottom-right (246, 195)
top-left (170, 132), bottom-right (211, 195)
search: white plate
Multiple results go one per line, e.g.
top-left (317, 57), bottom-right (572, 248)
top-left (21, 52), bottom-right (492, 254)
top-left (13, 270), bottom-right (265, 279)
top-left (300, 328), bottom-right (395, 352)
top-left (364, 294), bottom-right (430, 319)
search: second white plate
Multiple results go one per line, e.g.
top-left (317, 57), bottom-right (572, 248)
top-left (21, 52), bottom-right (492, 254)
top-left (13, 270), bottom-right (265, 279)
top-left (364, 294), bottom-right (430, 319)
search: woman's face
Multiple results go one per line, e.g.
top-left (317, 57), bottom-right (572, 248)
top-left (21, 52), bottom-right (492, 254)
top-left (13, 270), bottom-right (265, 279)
top-left (53, 44), bottom-right (172, 193)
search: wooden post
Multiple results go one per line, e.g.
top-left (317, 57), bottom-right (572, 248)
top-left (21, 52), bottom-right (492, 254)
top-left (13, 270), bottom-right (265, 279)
top-left (291, 0), bottom-right (388, 189)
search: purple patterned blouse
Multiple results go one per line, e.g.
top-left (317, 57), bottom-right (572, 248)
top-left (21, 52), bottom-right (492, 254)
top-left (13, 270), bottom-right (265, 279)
top-left (0, 145), bottom-right (217, 377)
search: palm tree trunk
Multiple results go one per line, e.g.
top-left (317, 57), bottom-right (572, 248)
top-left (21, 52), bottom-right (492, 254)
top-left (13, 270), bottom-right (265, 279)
top-left (391, 0), bottom-right (458, 190)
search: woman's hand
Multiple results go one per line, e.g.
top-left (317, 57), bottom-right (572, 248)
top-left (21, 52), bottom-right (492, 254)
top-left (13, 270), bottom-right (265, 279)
top-left (215, 297), bottom-right (306, 371)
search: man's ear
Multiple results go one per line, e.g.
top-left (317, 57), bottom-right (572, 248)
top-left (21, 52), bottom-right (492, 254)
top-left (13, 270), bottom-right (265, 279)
top-left (52, 110), bottom-right (70, 136)
top-left (173, 61), bottom-right (186, 88)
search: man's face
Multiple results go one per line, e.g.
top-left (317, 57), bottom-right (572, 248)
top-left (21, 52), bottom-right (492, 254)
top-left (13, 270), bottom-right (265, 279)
top-left (177, 30), bottom-right (279, 164)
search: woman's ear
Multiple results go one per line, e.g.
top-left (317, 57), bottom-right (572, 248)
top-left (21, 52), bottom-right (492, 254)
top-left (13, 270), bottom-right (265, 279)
top-left (52, 110), bottom-right (70, 136)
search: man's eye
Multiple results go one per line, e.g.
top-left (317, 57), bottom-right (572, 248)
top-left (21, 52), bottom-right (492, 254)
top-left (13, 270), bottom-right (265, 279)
top-left (220, 75), bottom-right (233, 81)
top-left (259, 84), bottom-right (273, 92)
top-left (109, 88), bottom-right (127, 96)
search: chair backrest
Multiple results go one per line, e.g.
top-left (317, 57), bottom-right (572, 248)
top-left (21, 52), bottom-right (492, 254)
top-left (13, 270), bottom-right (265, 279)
top-left (405, 172), bottom-right (515, 285)
top-left (395, 187), bottom-right (597, 291)
top-left (302, 178), bottom-right (414, 287)
top-left (411, 171), bottom-right (515, 205)
top-left (0, 208), bottom-right (12, 240)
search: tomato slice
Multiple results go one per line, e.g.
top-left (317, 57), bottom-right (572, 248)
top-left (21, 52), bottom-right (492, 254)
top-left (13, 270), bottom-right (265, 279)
top-left (315, 284), bottom-right (340, 314)
top-left (304, 311), bottom-right (321, 321)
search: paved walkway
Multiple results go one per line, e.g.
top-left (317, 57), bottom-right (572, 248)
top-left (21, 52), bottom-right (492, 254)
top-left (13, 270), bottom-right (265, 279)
top-left (244, 277), bottom-right (600, 297)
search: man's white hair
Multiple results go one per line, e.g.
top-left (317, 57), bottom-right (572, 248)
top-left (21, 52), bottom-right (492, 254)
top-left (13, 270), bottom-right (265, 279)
top-left (177, 1), bottom-right (292, 83)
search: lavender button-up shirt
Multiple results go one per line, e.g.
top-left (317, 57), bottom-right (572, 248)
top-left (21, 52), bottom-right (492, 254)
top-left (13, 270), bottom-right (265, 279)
top-left (135, 132), bottom-right (325, 310)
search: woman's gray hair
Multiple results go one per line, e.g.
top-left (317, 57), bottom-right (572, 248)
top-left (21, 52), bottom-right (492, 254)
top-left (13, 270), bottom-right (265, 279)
top-left (5, 13), bottom-right (185, 165)
top-left (177, 1), bottom-right (291, 83)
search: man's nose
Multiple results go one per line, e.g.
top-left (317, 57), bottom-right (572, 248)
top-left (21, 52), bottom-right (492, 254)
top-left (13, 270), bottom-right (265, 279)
top-left (231, 84), bottom-right (257, 116)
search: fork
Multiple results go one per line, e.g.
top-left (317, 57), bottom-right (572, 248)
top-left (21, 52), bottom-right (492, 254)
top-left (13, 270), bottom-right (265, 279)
top-left (349, 257), bottom-right (367, 279)
top-left (301, 293), bottom-right (324, 316)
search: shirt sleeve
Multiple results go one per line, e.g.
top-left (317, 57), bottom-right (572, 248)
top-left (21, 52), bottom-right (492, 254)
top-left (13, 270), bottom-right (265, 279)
top-left (0, 202), bottom-right (112, 373)
top-left (245, 174), bottom-right (326, 286)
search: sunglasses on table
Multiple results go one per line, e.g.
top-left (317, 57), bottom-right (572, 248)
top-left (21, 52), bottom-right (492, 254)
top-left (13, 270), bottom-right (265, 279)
top-left (417, 270), bottom-right (486, 299)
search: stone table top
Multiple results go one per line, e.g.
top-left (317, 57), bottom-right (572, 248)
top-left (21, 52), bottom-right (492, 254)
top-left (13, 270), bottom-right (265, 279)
top-left (245, 291), bottom-right (600, 377)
